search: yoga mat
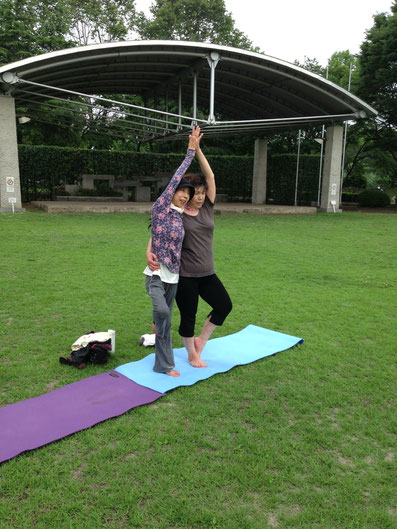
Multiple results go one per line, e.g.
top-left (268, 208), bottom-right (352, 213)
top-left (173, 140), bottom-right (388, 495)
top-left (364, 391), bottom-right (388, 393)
top-left (116, 324), bottom-right (304, 393)
top-left (0, 371), bottom-right (164, 464)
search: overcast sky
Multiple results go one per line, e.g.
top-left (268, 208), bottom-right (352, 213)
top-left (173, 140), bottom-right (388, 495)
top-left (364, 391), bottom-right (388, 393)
top-left (134, 0), bottom-right (393, 65)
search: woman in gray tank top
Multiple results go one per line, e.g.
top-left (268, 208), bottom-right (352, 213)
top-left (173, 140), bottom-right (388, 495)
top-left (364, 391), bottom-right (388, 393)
top-left (146, 134), bottom-right (232, 368)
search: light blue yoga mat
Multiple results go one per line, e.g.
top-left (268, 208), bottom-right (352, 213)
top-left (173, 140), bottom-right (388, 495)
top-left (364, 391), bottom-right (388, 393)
top-left (115, 324), bottom-right (304, 393)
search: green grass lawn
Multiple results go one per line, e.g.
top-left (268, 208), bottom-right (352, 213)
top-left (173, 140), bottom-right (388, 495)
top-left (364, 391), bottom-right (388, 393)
top-left (0, 210), bottom-right (396, 529)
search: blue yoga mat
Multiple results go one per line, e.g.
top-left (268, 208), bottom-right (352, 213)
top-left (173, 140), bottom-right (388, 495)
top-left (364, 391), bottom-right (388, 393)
top-left (1, 325), bottom-right (303, 464)
top-left (115, 324), bottom-right (304, 393)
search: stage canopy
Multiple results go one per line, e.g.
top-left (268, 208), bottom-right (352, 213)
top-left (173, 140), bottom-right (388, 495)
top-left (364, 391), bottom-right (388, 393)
top-left (0, 40), bottom-right (377, 142)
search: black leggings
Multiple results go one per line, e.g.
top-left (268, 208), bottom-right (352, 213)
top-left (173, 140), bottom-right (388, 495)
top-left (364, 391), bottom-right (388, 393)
top-left (176, 274), bottom-right (232, 337)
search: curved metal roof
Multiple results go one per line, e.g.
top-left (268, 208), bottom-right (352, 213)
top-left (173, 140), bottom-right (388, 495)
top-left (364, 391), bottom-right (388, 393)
top-left (0, 40), bottom-right (377, 140)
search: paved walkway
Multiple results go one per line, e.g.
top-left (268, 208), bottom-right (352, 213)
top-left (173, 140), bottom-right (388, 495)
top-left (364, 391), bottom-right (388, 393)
top-left (31, 200), bottom-right (317, 215)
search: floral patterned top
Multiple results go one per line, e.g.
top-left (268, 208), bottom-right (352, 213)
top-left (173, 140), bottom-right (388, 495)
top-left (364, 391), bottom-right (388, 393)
top-left (151, 149), bottom-right (196, 274)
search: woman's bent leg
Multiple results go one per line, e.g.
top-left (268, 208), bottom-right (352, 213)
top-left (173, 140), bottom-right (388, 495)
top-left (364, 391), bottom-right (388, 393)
top-left (195, 274), bottom-right (232, 354)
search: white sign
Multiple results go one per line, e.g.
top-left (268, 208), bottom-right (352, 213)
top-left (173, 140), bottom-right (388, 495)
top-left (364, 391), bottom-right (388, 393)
top-left (6, 177), bottom-right (14, 186)
top-left (7, 186), bottom-right (14, 193)
top-left (331, 183), bottom-right (337, 196)
top-left (8, 197), bottom-right (17, 204)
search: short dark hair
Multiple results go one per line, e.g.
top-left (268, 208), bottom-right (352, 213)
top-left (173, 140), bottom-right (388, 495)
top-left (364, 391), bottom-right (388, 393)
top-left (184, 173), bottom-right (207, 189)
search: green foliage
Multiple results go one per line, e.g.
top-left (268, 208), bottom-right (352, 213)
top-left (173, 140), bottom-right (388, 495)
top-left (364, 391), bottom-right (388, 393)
top-left (343, 163), bottom-right (367, 190)
top-left (354, 2), bottom-right (397, 185)
top-left (209, 155), bottom-right (253, 201)
top-left (64, 0), bottom-right (138, 45)
top-left (137, 0), bottom-right (256, 50)
top-left (18, 144), bottom-right (255, 202)
top-left (358, 2), bottom-right (397, 129)
top-left (0, 0), bottom-right (73, 65)
top-left (17, 106), bottom-right (85, 148)
top-left (18, 145), bottom-right (85, 200)
top-left (294, 51), bottom-right (359, 92)
top-left (18, 145), bottom-right (324, 205)
top-left (357, 188), bottom-right (391, 207)
top-left (327, 50), bottom-right (359, 91)
top-left (294, 56), bottom-right (325, 76)
top-left (294, 37), bottom-right (395, 190)
top-left (0, 0), bottom-right (138, 66)
top-left (341, 192), bottom-right (359, 203)
top-left (267, 154), bottom-right (320, 205)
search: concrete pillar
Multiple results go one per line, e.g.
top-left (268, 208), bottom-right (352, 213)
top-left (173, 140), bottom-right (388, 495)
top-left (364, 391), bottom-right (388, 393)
top-left (320, 125), bottom-right (343, 213)
top-left (252, 138), bottom-right (267, 205)
top-left (0, 96), bottom-right (24, 212)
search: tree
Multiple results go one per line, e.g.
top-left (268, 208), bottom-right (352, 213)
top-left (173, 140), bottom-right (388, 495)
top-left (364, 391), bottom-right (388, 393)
top-left (358, 2), bottom-right (397, 130)
top-left (64, 0), bottom-right (138, 46)
top-left (0, 0), bottom-right (72, 65)
top-left (0, 0), bottom-right (141, 150)
top-left (294, 51), bottom-right (359, 91)
top-left (355, 1), bottom-right (397, 186)
top-left (0, 0), bottom-right (139, 66)
top-left (137, 0), bottom-right (256, 51)
top-left (294, 56), bottom-right (325, 76)
top-left (327, 50), bottom-right (359, 91)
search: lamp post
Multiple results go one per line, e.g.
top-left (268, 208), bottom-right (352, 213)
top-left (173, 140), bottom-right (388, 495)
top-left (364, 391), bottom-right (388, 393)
top-left (294, 130), bottom-right (302, 206)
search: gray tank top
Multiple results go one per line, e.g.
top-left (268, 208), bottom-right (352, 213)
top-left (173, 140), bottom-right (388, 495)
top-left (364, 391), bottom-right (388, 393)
top-left (180, 198), bottom-right (215, 277)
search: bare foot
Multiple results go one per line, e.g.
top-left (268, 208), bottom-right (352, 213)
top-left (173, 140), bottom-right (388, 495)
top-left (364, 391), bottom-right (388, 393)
top-left (194, 337), bottom-right (205, 356)
top-left (165, 369), bottom-right (180, 377)
top-left (188, 353), bottom-right (207, 368)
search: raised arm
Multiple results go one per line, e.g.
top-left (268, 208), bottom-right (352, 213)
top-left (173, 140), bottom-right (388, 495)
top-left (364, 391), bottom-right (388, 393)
top-left (152, 126), bottom-right (201, 214)
top-left (196, 144), bottom-right (216, 203)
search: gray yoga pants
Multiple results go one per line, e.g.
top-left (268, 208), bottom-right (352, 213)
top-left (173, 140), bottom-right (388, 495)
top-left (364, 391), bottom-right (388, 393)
top-left (145, 275), bottom-right (178, 373)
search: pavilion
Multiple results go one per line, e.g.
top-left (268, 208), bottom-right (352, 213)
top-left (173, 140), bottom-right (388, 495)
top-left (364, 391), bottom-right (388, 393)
top-left (0, 40), bottom-right (377, 213)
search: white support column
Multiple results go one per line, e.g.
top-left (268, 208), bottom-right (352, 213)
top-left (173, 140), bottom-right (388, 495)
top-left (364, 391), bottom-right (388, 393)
top-left (178, 81), bottom-right (182, 130)
top-left (252, 138), bottom-right (268, 205)
top-left (192, 70), bottom-right (198, 125)
top-left (207, 51), bottom-right (220, 124)
top-left (0, 95), bottom-right (24, 212)
top-left (165, 87), bottom-right (169, 132)
top-left (320, 125), bottom-right (343, 213)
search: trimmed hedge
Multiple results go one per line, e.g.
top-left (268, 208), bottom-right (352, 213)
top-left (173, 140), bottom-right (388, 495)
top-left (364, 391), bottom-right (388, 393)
top-left (18, 145), bottom-right (320, 205)
top-left (18, 145), bottom-right (255, 202)
top-left (341, 192), bottom-right (359, 203)
top-left (357, 189), bottom-right (391, 207)
top-left (268, 154), bottom-right (321, 205)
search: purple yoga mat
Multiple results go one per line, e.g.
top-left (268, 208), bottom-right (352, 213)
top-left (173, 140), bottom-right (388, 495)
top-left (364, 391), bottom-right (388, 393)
top-left (0, 371), bottom-right (164, 464)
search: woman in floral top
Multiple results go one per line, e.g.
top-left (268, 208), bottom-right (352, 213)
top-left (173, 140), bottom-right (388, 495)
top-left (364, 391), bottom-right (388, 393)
top-left (143, 126), bottom-right (201, 377)
top-left (146, 132), bottom-right (232, 370)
